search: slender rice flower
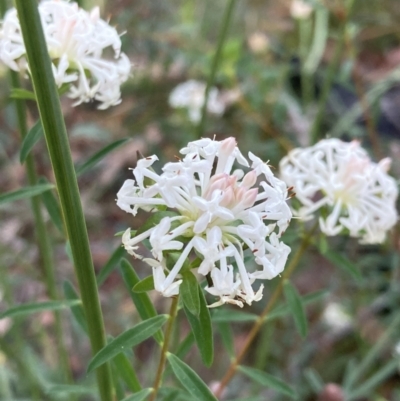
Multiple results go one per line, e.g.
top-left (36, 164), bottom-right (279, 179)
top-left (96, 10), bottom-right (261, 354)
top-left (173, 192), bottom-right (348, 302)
top-left (169, 80), bottom-right (225, 123)
top-left (290, 0), bottom-right (313, 19)
top-left (0, 0), bottom-right (131, 109)
top-left (117, 137), bottom-right (292, 307)
top-left (280, 138), bottom-right (398, 244)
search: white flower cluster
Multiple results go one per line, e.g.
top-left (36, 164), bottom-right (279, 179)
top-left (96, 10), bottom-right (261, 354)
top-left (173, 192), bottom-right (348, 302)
top-left (280, 138), bottom-right (398, 244)
top-left (0, 0), bottom-right (131, 109)
top-left (290, 0), bottom-right (313, 19)
top-left (169, 80), bottom-right (225, 123)
top-left (117, 137), bottom-right (292, 307)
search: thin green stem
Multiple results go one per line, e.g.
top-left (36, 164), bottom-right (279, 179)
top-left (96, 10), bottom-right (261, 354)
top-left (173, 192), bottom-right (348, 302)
top-left (196, 0), bottom-right (236, 138)
top-left (215, 223), bottom-right (318, 398)
top-left (10, 70), bottom-right (72, 384)
top-left (149, 296), bottom-right (180, 401)
top-left (310, 3), bottom-right (354, 144)
top-left (299, 18), bottom-right (313, 108)
top-left (14, 2), bottom-right (113, 400)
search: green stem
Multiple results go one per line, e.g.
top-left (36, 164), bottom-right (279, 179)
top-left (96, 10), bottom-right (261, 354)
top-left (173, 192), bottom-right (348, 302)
top-left (299, 18), bottom-right (312, 108)
top-left (10, 70), bottom-right (72, 384)
top-left (149, 296), bottom-right (180, 401)
top-left (310, 4), bottom-right (354, 144)
top-left (215, 223), bottom-right (318, 398)
top-left (14, 2), bottom-right (113, 400)
top-left (196, 0), bottom-right (236, 138)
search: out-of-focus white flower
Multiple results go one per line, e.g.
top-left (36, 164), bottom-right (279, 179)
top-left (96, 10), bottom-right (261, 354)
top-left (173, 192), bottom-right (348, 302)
top-left (169, 80), bottom-right (225, 123)
top-left (322, 302), bottom-right (352, 331)
top-left (279, 139), bottom-right (399, 244)
top-left (0, 0), bottom-right (131, 109)
top-left (117, 137), bottom-right (292, 307)
top-left (290, 0), bottom-right (313, 19)
top-left (247, 32), bottom-right (270, 54)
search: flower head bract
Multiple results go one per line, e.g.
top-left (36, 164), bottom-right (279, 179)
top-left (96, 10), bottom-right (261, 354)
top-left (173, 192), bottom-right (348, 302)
top-left (117, 137), bottom-right (293, 307)
top-left (0, 0), bottom-right (131, 109)
top-left (279, 138), bottom-right (398, 244)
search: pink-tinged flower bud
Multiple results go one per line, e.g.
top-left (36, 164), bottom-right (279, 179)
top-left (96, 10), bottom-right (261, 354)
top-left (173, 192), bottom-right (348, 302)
top-left (240, 188), bottom-right (258, 209)
top-left (379, 157), bottom-right (392, 172)
top-left (216, 137), bottom-right (237, 174)
top-left (241, 170), bottom-right (257, 188)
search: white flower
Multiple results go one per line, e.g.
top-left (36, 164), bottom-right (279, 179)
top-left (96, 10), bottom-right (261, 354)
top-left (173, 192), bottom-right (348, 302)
top-left (117, 137), bottom-right (292, 307)
top-left (279, 138), bottom-right (398, 244)
top-left (322, 302), bottom-right (352, 331)
top-left (169, 80), bottom-right (225, 123)
top-left (290, 0), bottom-right (313, 19)
top-left (0, 0), bottom-right (131, 109)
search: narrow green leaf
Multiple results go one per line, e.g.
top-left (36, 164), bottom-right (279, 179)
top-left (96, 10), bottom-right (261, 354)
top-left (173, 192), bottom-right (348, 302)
top-left (217, 322), bottom-right (235, 357)
top-left (119, 259), bottom-right (163, 344)
top-left (238, 366), bottom-right (296, 398)
top-left (211, 310), bottom-right (258, 323)
top-left (97, 246), bottom-right (126, 286)
top-left (46, 384), bottom-right (95, 395)
top-left (10, 88), bottom-right (36, 100)
top-left (38, 176), bottom-right (64, 234)
top-left (63, 281), bottom-right (88, 334)
top-left (158, 387), bottom-right (195, 401)
top-left (167, 354), bottom-right (218, 401)
top-left (283, 280), bottom-right (308, 338)
top-left (121, 388), bottom-right (153, 401)
top-left (324, 251), bottom-right (361, 280)
top-left (132, 275), bottom-right (154, 293)
top-left (347, 359), bottom-right (399, 400)
top-left (266, 290), bottom-right (327, 322)
top-left (181, 271), bottom-right (200, 316)
top-left (0, 300), bottom-right (81, 319)
top-left (304, 368), bottom-right (324, 393)
top-left (75, 138), bottom-right (129, 176)
top-left (20, 120), bottom-right (43, 163)
top-left (0, 183), bottom-right (54, 205)
top-left (183, 283), bottom-right (213, 366)
top-left (87, 315), bottom-right (168, 373)
top-left (113, 352), bottom-right (141, 393)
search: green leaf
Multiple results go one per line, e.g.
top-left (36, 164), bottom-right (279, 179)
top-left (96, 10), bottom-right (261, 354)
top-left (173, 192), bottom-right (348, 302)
top-left (46, 384), bottom-right (95, 395)
top-left (132, 275), bottom-right (154, 293)
top-left (113, 352), bottom-right (141, 393)
top-left (238, 366), bottom-right (296, 398)
top-left (75, 138), bottom-right (130, 176)
top-left (347, 359), bottom-right (399, 400)
top-left (63, 281), bottom-right (88, 334)
top-left (87, 315), bottom-right (168, 373)
top-left (283, 280), bottom-right (308, 338)
top-left (324, 251), bottom-right (361, 280)
top-left (135, 211), bottom-right (178, 236)
top-left (0, 300), bottom-right (81, 319)
top-left (121, 388), bottom-right (153, 401)
top-left (217, 322), bottom-right (235, 357)
top-left (38, 176), bottom-right (64, 234)
top-left (10, 88), bottom-right (36, 100)
top-left (266, 290), bottom-right (327, 322)
top-left (97, 246), bottom-right (126, 286)
top-left (181, 271), bottom-right (200, 316)
top-left (119, 259), bottom-right (163, 344)
top-left (19, 120), bottom-right (43, 163)
top-left (183, 283), bottom-right (213, 367)
top-left (211, 310), bottom-right (258, 323)
top-left (158, 387), bottom-right (195, 401)
top-left (167, 354), bottom-right (218, 401)
top-left (0, 183), bottom-right (54, 205)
